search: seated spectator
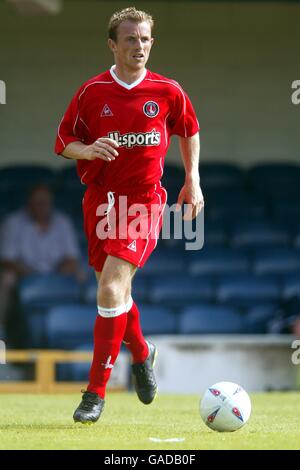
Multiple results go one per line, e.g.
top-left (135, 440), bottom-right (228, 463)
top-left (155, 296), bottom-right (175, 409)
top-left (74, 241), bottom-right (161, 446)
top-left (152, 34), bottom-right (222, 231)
top-left (293, 317), bottom-right (300, 337)
top-left (268, 297), bottom-right (300, 336)
top-left (0, 184), bottom-right (82, 338)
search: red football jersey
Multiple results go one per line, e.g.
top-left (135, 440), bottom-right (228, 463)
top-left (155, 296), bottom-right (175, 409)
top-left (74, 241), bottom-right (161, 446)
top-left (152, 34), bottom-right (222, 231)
top-left (55, 66), bottom-right (199, 191)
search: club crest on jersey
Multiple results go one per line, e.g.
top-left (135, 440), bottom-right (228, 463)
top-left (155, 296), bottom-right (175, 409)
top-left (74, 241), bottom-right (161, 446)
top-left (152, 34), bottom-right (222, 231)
top-left (143, 101), bottom-right (159, 118)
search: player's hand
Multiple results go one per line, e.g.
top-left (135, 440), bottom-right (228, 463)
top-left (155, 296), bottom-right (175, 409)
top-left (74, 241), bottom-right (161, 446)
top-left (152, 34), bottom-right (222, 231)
top-left (176, 179), bottom-right (204, 220)
top-left (81, 137), bottom-right (119, 161)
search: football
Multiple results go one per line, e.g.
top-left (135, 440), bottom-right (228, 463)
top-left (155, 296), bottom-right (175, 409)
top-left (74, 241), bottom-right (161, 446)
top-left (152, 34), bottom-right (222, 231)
top-left (200, 381), bottom-right (251, 432)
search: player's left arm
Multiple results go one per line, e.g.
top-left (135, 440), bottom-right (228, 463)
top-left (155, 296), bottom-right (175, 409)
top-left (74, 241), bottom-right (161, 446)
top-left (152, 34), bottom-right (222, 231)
top-left (176, 132), bottom-right (204, 220)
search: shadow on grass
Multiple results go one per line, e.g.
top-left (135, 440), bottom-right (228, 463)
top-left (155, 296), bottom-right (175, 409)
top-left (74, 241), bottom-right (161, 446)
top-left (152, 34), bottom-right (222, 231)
top-left (0, 424), bottom-right (93, 431)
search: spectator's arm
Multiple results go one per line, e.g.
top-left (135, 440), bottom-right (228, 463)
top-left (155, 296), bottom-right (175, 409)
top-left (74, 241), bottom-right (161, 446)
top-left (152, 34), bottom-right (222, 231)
top-left (0, 216), bottom-right (30, 276)
top-left (58, 216), bottom-right (80, 258)
top-left (0, 217), bottom-right (19, 261)
top-left (55, 215), bottom-right (86, 281)
top-left (0, 260), bottom-right (33, 277)
top-left (57, 257), bottom-right (79, 275)
top-left (57, 257), bottom-right (86, 283)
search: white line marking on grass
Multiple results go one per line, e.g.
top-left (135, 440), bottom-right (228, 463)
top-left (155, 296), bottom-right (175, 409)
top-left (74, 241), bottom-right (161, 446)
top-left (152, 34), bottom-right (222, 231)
top-left (149, 437), bottom-right (185, 443)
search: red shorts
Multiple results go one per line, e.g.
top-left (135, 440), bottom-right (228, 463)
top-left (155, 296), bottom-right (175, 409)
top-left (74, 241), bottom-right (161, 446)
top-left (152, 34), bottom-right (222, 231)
top-left (82, 182), bottom-right (167, 272)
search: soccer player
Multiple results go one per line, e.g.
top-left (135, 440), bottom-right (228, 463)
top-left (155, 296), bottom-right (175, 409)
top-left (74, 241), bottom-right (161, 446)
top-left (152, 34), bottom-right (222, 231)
top-left (54, 6), bottom-right (204, 424)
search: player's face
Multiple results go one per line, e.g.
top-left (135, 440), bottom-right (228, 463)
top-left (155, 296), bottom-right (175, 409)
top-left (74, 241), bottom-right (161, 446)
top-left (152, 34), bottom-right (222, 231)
top-left (109, 20), bottom-right (154, 72)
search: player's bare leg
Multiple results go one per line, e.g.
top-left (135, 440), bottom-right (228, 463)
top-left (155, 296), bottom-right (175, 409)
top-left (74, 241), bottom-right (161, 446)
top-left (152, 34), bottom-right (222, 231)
top-left (98, 258), bottom-right (158, 404)
top-left (98, 255), bottom-right (136, 307)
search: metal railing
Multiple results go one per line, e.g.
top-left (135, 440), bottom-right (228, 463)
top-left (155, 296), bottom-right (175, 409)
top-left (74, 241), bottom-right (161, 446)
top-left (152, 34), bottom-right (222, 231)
top-left (0, 350), bottom-right (102, 393)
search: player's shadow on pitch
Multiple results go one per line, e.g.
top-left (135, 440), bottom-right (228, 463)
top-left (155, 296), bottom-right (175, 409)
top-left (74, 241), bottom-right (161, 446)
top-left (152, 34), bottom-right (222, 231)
top-left (0, 424), bottom-right (90, 431)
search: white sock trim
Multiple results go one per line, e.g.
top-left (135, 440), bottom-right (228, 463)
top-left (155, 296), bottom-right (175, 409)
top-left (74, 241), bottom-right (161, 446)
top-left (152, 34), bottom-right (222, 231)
top-left (126, 296), bottom-right (133, 312)
top-left (97, 304), bottom-right (127, 318)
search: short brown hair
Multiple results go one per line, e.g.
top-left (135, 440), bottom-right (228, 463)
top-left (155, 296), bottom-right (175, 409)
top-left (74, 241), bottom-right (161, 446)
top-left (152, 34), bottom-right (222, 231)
top-left (108, 6), bottom-right (154, 41)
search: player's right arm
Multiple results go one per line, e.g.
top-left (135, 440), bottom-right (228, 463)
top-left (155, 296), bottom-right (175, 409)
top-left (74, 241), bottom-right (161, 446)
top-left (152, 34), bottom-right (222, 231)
top-left (62, 138), bottom-right (119, 162)
top-left (55, 84), bottom-right (119, 162)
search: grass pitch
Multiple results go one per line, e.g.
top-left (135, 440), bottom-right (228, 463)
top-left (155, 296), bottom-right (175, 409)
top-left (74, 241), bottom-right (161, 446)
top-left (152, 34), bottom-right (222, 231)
top-left (0, 392), bottom-right (299, 450)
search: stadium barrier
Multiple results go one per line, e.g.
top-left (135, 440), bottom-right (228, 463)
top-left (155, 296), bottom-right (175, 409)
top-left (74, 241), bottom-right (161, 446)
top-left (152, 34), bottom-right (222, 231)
top-left (150, 335), bottom-right (299, 392)
top-left (0, 350), bottom-right (127, 393)
top-left (0, 336), bottom-right (298, 393)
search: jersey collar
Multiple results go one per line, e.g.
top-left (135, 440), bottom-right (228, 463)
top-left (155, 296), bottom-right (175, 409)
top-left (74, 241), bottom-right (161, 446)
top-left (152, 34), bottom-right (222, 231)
top-left (110, 65), bottom-right (147, 90)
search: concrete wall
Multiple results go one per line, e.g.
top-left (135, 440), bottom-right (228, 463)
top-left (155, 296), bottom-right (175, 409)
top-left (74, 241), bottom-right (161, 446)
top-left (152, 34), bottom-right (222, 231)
top-left (153, 335), bottom-right (298, 393)
top-left (0, 1), bottom-right (299, 168)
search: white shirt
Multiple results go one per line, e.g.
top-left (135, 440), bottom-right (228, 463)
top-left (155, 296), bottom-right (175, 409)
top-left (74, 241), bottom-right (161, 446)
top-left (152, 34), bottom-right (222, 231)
top-left (0, 209), bottom-right (80, 273)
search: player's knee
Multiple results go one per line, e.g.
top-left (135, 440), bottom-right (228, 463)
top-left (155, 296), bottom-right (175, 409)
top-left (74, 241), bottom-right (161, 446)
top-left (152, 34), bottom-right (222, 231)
top-left (99, 280), bottom-right (122, 304)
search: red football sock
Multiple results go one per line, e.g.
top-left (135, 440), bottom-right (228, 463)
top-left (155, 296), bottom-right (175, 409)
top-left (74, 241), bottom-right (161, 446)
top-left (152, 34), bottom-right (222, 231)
top-left (123, 298), bottom-right (149, 364)
top-left (87, 305), bottom-right (127, 399)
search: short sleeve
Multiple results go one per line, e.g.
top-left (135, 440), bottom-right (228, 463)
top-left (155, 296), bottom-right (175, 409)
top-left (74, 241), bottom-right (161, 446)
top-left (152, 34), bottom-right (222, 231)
top-left (54, 86), bottom-right (86, 155)
top-left (0, 215), bottom-right (21, 261)
top-left (168, 86), bottom-right (200, 138)
top-left (56, 214), bottom-right (80, 259)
